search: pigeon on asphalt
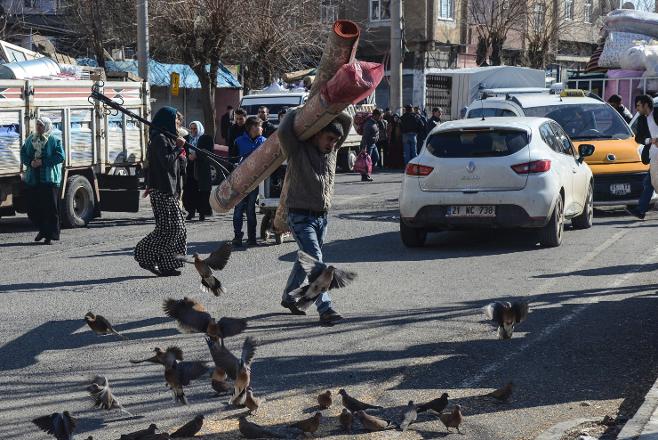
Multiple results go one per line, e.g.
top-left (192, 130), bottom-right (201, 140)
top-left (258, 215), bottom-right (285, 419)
top-left (354, 410), bottom-right (396, 432)
top-left (483, 301), bottom-right (529, 339)
top-left (245, 387), bottom-right (264, 414)
top-left (339, 408), bottom-right (353, 433)
top-left (317, 390), bottom-right (332, 409)
top-left (238, 416), bottom-right (285, 439)
top-left (399, 400), bottom-right (417, 432)
top-left (289, 412), bottom-right (321, 435)
top-left (170, 414), bottom-right (204, 438)
top-left (205, 336), bottom-right (257, 406)
top-left (177, 242), bottom-right (232, 296)
top-left (162, 347), bottom-right (208, 405)
top-left (163, 297), bottom-right (246, 343)
top-left (288, 251), bottom-right (357, 311)
top-left (417, 392), bottom-right (449, 415)
top-left (487, 381), bottom-right (514, 402)
top-left (338, 388), bottom-right (383, 412)
top-left (130, 347), bottom-right (183, 365)
top-left (118, 423), bottom-right (158, 439)
top-left (32, 411), bottom-right (77, 440)
top-left (439, 405), bottom-right (464, 434)
top-left (84, 311), bottom-right (127, 339)
top-left (86, 375), bottom-right (132, 416)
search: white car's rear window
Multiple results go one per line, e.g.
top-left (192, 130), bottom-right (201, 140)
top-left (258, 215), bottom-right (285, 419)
top-left (426, 129), bottom-right (529, 158)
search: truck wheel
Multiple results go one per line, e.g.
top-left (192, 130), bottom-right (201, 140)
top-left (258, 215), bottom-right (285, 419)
top-left (539, 195), bottom-right (564, 247)
top-left (572, 184), bottom-right (593, 229)
top-left (400, 219), bottom-right (427, 247)
top-left (62, 175), bottom-right (95, 228)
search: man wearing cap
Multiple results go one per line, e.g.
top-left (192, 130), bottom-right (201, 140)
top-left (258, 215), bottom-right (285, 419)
top-left (277, 108), bottom-right (353, 326)
top-left (400, 104), bottom-right (425, 164)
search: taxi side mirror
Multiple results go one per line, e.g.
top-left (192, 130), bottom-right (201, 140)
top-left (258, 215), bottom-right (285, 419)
top-left (578, 144), bottom-right (595, 163)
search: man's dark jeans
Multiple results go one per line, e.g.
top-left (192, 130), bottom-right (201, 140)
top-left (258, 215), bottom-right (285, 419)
top-left (638, 172), bottom-right (654, 214)
top-left (233, 188), bottom-right (258, 240)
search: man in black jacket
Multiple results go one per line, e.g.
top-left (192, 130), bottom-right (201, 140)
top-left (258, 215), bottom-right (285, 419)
top-left (227, 108), bottom-right (247, 164)
top-left (400, 104), bottom-right (425, 164)
top-left (628, 94), bottom-right (657, 219)
top-left (257, 106), bottom-right (277, 138)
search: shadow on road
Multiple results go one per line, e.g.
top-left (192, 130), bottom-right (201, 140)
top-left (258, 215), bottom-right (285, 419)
top-left (0, 275), bottom-right (155, 293)
top-left (534, 263), bottom-right (658, 278)
top-left (0, 316), bottom-right (176, 371)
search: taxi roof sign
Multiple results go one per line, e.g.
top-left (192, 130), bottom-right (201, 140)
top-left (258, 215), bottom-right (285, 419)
top-left (560, 89), bottom-right (586, 98)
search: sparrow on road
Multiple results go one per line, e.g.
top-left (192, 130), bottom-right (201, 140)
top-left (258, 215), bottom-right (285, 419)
top-left (84, 312), bottom-right (127, 339)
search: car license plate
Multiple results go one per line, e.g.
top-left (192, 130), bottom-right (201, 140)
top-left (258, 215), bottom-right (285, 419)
top-left (446, 206), bottom-right (496, 217)
top-left (610, 183), bottom-right (631, 196)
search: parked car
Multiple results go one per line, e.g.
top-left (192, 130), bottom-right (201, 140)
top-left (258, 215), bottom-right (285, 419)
top-left (465, 90), bottom-right (652, 207)
top-left (399, 117), bottom-right (595, 248)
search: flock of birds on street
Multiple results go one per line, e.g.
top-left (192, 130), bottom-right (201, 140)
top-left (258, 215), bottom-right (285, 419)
top-left (29, 241), bottom-right (530, 439)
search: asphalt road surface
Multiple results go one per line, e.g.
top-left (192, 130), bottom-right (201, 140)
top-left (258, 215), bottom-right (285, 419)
top-left (1, 171), bottom-right (657, 440)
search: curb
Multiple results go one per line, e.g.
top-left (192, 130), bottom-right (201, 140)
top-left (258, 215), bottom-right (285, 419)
top-left (535, 418), bottom-right (599, 440)
top-left (618, 375), bottom-right (658, 440)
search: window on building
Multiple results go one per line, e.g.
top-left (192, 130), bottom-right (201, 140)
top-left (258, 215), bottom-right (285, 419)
top-left (439, 0), bottom-right (455, 19)
top-left (584, 0), bottom-right (592, 23)
top-left (370, 0), bottom-right (390, 21)
top-left (534, 3), bottom-right (545, 32)
top-left (565, 0), bottom-right (574, 20)
top-left (320, 0), bottom-right (339, 24)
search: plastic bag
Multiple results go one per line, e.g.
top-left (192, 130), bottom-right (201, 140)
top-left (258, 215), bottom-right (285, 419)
top-left (599, 32), bottom-right (651, 68)
top-left (353, 150), bottom-right (372, 175)
top-left (621, 44), bottom-right (649, 70)
top-left (322, 61), bottom-right (385, 105)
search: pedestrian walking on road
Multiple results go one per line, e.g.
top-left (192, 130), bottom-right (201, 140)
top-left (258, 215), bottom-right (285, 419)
top-left (277, 108), bottom-right (353, 326)
top-left (400, 104), bottom-right (425, 165)
top-left (183, 121), bottom-right (213, 221)
top-left (359, 108), bottom-right (381, 182)
top-left (375, 108), bottom-right (388, 169)
top-left (134, 107), bottom-right (188, 276)
top-left (20, 117), bottom-right (64, 245)
top-left (232, 116), bottom-right (266, 247)
top-left (628, 94), bottom-right (657, 220)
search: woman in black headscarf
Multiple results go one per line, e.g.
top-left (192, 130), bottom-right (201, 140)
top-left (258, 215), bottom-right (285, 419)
top-left (134, 107), bottom-right (188, 276)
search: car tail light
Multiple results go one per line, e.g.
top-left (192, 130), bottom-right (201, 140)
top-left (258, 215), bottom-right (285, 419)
top-left (511, 160), bottom-right (551, 174)
top-left (405, 163), bottom-right (434, 176)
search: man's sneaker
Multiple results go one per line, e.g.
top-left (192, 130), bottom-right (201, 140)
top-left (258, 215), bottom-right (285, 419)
top-left (625, 207), bottom-right (646, 220)
top-left (231, 236), bottom-right (243, 247)
top-left (281, 299), bottom-right (306, 315)
top-left (319, 309), bottom-right (343, 326)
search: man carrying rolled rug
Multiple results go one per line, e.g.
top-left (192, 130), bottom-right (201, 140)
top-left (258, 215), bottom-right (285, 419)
top-left (278, 108), bottom-right (353, 326)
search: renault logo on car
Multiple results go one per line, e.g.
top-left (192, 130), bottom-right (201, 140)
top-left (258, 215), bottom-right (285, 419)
top-left (467, 161), bottom-right (476, 173)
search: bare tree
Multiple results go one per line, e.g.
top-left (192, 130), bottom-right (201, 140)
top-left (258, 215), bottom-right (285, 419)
top-left (61, 0), bottom-right (136, 65)
top-left (469, 0), bottom-right (527, 65)
top-left (227, 0), bottom-right (332, 92)
top-left (149, 0), bottom-right (250, 136)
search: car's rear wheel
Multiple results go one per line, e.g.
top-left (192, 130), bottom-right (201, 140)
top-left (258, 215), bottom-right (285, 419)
top-left (539, 195), bottom-right (564, 247)
top-left (572, 183), bottom-right (593, 229)
top-left (400, 219), bottom-right (427, 247)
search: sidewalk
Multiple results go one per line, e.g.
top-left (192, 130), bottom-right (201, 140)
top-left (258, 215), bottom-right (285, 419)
top-left (618, 375), bottom-right (658, 439)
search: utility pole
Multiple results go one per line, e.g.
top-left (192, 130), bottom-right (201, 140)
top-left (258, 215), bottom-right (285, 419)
top-left (390, 0), bottom-right (403, 114)
top-left (136, 0), bottom-right (149, 82)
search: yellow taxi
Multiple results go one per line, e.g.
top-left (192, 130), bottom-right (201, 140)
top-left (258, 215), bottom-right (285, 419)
top-left (465, 90), bottom-right (650, 206)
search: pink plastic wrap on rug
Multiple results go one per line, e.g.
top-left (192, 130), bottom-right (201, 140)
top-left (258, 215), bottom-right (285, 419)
top-left (322, 62), bottom-right (385, 105)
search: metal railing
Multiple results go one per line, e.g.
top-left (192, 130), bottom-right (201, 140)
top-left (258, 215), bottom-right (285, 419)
top-left (567, 76), bottom-right (658, 106)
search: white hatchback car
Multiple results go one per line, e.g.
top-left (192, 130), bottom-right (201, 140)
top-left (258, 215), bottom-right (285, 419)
top-left (399, 117), bottom-right (595, 247)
